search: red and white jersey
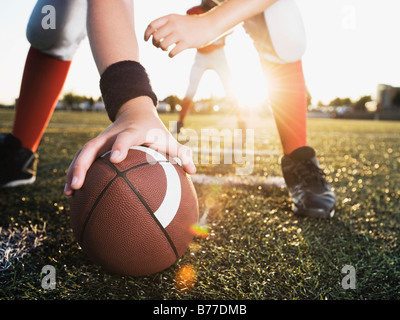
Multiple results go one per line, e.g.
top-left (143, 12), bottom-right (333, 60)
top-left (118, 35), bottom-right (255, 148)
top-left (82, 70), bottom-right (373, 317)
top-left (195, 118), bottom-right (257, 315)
top-left (201, 0), bottom-right (223, 11)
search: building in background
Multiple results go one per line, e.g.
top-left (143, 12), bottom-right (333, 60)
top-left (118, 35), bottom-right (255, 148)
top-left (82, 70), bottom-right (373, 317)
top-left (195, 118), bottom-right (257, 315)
top-left (376, 84), bottom-right (400, 112)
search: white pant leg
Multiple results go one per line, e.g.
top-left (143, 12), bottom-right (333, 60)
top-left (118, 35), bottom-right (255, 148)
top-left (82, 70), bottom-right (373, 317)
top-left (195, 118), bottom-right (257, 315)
top-left (26, 0), bottom-right (87, 61)
top-left (208, 48), bottom-right (236, 100)
top-left (243, 0), bottom-right (306, 64)
top-left (184, 52), bottom-right (209, 100)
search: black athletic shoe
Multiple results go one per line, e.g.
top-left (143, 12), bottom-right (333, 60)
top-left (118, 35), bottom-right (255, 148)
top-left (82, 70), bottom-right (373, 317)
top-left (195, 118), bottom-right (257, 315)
top-left (177, 120), bottom-right (184, 134)
top-left (281, 146), bottom-right (336, 218)
top-left (0, 133), bottom-right (38, 188)
top-left (171, 120), bottom-right (184, 134)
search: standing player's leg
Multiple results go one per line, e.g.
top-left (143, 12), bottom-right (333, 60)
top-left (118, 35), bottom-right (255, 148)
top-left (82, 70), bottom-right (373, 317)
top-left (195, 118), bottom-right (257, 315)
top-left (261, 59), bottom-right (307, 155)
top-left (175, 52), bottom-right (207, 133)
top-left (12, 47), bottom-right (72, 153)
top-left (243, 0), bottom-right (335, 218)
top-left (211, 47), bottom-right (245, 130)
top-left (0, 0), bottom-right (87, 188)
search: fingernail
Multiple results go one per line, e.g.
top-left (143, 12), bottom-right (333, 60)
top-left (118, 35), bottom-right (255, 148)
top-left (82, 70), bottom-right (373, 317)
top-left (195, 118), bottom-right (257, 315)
top-left (111, 150), bottom-right (120, 162)
top-left (71, 176), bottom-right (78, 187)
top-left (189, 163), bottom-right (196, 174)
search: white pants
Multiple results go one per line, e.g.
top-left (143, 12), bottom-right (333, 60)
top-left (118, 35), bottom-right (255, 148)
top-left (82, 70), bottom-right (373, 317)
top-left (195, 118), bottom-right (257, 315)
top-left (185, 48), bottom-right (235, 101)
top-left (26, 0), bottom-right (306, 64)
top-left (26, 0), bottom-right (87, 61)
top-left (244, 0), bottom-right (306, 63)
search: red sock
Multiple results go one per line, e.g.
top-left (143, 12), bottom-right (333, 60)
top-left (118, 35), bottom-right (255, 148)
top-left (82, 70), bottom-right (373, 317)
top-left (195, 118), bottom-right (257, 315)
top-left (12, 46), bottom-right (72, 152)
top-left (263, 60), bottom-right (307, 155)
top-left (178, 98), bottom-right (194, 123)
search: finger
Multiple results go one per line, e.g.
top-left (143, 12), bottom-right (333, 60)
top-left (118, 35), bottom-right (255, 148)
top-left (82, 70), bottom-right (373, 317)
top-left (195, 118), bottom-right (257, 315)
top-left (149, 132), bottom-right (196, 174)
top-left (151, 27), bottom-right (173, 48)
top-left (66, 139), bottom-right (108, 193)
top-left (168, 41), bottom-right (187, 58)
top-left (152, 35), bottom-right (161, 49)
top-left (177, 144), bottom-right (196, 174)
top-left (144, 15), bottom-right (170, 41)
top-left (159, 33), bottom-right (179, 52)
top-left (110, 130), bottom-right (141, 163)
top-left (64, 149), bottom-right (81, 196)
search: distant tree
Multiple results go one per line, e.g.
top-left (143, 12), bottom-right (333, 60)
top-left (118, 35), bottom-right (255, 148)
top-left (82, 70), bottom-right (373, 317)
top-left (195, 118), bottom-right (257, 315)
top-left (165, 95), bottom-right (181, 112)
top-left (353, 95), bottom-right (371, 111)
top-left (88, 97), bottom-right (94, 107)
top-left (62, 93), bottom-right (76, 109)
top-left (62, 92), bottom-right (93, 110)
top-left (329, 97), bottom-right (352, 107)
top-left (306, 88), bottom-right (312, 106)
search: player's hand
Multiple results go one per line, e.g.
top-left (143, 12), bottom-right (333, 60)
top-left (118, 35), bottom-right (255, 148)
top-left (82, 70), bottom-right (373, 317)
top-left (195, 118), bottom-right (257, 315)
top-left (64, 96), bottom-right (196, 196)
top-left (144, 14), bottom-right (217, 57)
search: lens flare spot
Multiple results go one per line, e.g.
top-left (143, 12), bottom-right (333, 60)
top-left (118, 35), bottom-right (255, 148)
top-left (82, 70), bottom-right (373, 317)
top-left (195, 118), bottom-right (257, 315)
top-left (190, 224), bottom-right (209, 238)
top-left (175, 265), bottom-right (196, 292)
top-left (205, 196), bottom-right (216, 208)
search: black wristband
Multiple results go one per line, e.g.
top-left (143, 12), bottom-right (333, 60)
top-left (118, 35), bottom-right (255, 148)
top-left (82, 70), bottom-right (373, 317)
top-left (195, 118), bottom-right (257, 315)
top-left (99, 60), bottom-right (158, 122)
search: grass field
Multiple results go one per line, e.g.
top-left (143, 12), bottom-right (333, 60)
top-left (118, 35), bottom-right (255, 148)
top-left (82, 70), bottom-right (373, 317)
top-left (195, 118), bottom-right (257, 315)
top-left (0, 108), bottom-right (399, 300)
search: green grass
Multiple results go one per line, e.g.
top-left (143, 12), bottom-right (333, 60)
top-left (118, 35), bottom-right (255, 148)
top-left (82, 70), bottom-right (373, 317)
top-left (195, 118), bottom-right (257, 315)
top-left (0, 109), bottom-right (399, 300)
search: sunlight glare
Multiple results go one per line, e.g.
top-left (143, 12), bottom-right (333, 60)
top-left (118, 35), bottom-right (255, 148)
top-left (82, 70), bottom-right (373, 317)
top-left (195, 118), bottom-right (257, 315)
top-left (226, 27), bottom-right (268, 109)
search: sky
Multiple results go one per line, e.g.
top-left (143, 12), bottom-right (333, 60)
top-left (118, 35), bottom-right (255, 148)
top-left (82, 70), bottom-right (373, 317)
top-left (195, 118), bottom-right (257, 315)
top-left (0, 0), bottom-right (400, 106)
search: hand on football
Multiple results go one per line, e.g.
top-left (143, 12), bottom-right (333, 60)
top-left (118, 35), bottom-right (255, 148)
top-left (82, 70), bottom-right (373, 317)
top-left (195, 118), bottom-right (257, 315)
top-left (64, 96), bottom-right (196, 195)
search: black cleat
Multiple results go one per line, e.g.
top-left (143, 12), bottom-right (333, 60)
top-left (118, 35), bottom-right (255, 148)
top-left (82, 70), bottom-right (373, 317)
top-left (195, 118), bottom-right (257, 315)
top-left (176, 120), bottom-right (184, 134)
top-left (171, 120), bottom-right (184, 134)
top-left (281, 146), bottom-right (336, 218)
top-left (0, 133), bottom-right (38, 188)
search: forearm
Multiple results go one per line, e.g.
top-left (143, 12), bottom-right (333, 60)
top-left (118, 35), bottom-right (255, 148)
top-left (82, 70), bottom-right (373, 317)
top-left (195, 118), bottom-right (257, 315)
top-left (87, 0), bottom-right (156, 121)
top-left (65, 0), bottom-right (196, 196)
top-left (207, 0), bottom-right (279, 36)
top-left (87, 0), bottom-right (139, 74)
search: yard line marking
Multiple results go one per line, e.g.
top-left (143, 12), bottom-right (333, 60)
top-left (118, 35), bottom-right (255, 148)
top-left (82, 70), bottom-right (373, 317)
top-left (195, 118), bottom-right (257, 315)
top-left (0, 224), bottom-right (46, 271)
top-left (188, 147), bottom-right (280, 157)
top-left (191, 173), bottom-right (286, 188)
top-left (309, 132), bottom-right (400, 139)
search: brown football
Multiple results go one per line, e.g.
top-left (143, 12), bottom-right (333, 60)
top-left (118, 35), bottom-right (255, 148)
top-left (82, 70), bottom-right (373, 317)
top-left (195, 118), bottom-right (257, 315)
top-left (69, 146), bottom-right (199, 276)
